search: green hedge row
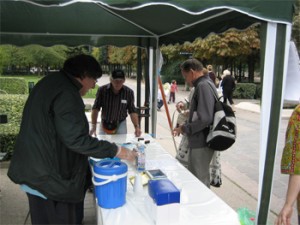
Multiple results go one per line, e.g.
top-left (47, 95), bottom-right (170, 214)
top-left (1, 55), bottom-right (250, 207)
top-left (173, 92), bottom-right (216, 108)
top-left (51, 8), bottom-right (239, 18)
top-left (233, 83), bottom-right (259, 99)
top-left (0, 77), bottom-right (28, 94)
top-left (0, 94), bottom-right (28, 158)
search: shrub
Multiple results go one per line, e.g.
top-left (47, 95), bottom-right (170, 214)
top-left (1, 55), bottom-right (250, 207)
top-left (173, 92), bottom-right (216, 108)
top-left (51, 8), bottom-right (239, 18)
top-left (233, 83), bottom-right (257, 99)
top-left (255, 83), bottom-right (262, 99)
top-left (0, 94), bottom-right (28, 158)
top-left (0, 77), bottom-right (28, 94)
top-left (160, 59), bottom-right (185, 84)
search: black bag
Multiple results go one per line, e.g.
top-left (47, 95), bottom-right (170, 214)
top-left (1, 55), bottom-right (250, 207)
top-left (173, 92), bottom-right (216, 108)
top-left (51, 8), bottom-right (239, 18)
top-left (102, 120), bottom-right (119, 134)
top-left (206, 84), bottom-right (236, 151)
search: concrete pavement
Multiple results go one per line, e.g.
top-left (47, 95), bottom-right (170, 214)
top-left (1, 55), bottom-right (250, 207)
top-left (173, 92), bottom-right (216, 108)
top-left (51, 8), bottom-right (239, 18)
top-left (0, 74), bottom-right (297, 224)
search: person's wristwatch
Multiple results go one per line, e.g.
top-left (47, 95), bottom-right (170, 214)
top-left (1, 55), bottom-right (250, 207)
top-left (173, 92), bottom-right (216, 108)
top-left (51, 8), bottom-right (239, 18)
top-left (134, 124), bottom-right (140, 129)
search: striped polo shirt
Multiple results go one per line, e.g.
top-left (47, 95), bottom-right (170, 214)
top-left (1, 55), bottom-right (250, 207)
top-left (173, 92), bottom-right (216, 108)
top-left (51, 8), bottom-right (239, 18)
top-left (92, 83), bottom-right (137, 123)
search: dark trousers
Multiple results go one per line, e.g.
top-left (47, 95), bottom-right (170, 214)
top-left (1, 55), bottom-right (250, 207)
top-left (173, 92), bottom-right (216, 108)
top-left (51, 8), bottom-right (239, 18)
top-left (169, 92), bottom-right (175, 103)
top-left (27, 193), bottom-right (77, 225)
top-left (75, 165), bottom-right (93, 224)
top-left (157, 100), bottom-right (163, 109)
top-left (223, 90), bottom-right (234, 105)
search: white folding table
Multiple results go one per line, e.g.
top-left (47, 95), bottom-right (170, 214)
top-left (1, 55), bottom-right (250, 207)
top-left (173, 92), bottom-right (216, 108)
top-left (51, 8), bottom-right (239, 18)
top-left (93, 134), bottom-right (240, 225)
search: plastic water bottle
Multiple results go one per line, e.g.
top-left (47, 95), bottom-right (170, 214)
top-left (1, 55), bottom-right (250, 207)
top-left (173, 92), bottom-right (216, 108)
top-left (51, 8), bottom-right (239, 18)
top-left (136, 141), bottom-right (146, 172)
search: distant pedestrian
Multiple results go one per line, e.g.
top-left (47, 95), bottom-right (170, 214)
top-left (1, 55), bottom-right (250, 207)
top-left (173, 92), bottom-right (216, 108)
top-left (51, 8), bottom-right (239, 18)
top-left (168, 80), bottom-right (178, 104)
top-left (157, 88), bottom-right (165, 111)
top-left (220, 69), bottom-right (236, 106)
top-left (207, 65), bottom-right (217, 87)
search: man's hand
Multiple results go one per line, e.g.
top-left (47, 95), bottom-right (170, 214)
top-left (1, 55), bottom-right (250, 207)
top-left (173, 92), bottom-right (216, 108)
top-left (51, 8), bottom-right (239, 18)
top-left (176, 101), bottom-right (185, 113)
top-left (135, 127), bottom-right (142, 137)
top-left (173, 125), bottom-right (182, 136)
top-left (116, 147), bottom-right (138, 162)
top-left (89, 124), bottom-right (97, 137)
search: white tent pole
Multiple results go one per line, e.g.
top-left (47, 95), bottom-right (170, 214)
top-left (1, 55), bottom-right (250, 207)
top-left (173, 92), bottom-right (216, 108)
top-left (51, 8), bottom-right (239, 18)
top-left (256, 22), bottom-right (292, 224)
top-left (151, 39), bottom-right (159, 137)
top-left (149, 47), bottom-right (154, 135)
top-left (257, 22), bottom-right (277, 213)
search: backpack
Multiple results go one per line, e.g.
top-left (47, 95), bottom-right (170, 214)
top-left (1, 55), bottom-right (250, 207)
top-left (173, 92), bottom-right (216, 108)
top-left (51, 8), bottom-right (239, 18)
top-left (206, 83), bottom-right (236, 151)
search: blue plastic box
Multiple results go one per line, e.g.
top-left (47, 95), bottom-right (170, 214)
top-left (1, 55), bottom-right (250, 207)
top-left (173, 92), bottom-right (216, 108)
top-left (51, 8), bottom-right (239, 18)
top-left (148, 179), bottom-right (180, 206)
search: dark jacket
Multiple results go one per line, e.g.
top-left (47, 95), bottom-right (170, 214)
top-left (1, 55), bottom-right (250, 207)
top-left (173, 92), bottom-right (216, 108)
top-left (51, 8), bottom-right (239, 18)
top-left (221, 75), bottom-right (236, 93)
top-left (182, 75), bottom-right (217, 148)
top-left (8, 71), bottom-right (118, 203)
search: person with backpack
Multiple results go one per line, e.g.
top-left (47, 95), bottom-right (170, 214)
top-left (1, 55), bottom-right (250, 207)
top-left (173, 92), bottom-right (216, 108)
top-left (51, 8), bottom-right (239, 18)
top-left (207, 64), bottom-right (222, 187)
top-left (172, 58), bottom-right (217, 188)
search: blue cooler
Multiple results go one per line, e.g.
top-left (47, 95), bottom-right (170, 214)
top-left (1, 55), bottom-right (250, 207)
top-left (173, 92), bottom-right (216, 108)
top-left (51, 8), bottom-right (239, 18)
top-left (93, 159), bottom-right (128, 208)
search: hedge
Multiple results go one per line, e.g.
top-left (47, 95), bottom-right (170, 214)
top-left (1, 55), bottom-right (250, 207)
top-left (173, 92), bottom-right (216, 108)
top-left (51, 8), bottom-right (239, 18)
top-left (0, 77), bottom-right (28, 94)
top-left (0, 94), bottom-right (28, 158)
top-left (233, 83), bottom-right (258, 99)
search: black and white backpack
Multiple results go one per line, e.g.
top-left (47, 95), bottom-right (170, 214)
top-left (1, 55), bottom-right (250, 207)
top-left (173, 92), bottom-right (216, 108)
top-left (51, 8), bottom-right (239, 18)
top-left (206, 83), bottom-right (236, 151)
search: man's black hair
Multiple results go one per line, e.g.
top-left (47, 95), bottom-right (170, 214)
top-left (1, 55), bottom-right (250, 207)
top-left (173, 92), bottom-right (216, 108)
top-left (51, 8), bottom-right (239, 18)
top-left (63, 54), bottom-right (102, 79)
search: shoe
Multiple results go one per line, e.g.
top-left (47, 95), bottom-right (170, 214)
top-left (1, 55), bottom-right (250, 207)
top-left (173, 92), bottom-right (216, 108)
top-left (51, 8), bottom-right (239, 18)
top-left (210, 178), bottom-right (222, 188)
top-left (88, 186), bottom-right (94, 193)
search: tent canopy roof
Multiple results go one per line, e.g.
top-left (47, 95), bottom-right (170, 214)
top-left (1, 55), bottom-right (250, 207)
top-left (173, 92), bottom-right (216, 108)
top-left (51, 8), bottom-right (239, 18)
top-left (0, 0), bottom-right (295, 47)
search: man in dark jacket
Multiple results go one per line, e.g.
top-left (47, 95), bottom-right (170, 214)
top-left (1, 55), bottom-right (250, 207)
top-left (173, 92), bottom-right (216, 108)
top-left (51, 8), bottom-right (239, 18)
top-left (173, 58), bottom-right (217, 188)
top-left (7, 54), bottom-right (136, 225)
top-left (220, 69), bottom-right (236, 106)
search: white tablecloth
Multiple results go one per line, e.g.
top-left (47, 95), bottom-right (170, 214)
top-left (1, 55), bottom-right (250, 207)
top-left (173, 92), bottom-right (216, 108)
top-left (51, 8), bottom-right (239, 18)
top-left (93, 134), bottom-right (240, 225)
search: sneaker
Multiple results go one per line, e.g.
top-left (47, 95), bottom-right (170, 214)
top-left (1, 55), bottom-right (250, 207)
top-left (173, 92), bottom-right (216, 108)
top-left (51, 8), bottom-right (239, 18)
top-left (210, 178), bottom-right (222, 188)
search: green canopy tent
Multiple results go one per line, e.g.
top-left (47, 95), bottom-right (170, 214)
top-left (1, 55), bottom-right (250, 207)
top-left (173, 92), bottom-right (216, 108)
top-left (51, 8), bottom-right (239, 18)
top-left (0, 1), bottom-right (296, 224)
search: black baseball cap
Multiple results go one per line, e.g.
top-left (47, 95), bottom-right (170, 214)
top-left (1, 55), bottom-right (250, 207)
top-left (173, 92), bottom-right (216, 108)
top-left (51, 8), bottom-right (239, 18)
top-left (112, 69), bottom-right (125, 79)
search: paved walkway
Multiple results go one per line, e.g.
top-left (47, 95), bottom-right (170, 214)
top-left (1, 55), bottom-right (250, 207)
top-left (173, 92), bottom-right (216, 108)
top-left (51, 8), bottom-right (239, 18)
top-left (0, 74), bottom-right (296, 224)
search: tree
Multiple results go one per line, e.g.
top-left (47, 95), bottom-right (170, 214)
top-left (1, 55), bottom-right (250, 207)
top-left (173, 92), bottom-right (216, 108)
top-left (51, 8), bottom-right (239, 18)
top-left (0, 45), bottom-right (66, 75)
top-left (0, 45), bottom-right (12, 74)
top-left (160, 25), bottom-right (261, 83)
top-left (292, 0), bottom-right (300, 52)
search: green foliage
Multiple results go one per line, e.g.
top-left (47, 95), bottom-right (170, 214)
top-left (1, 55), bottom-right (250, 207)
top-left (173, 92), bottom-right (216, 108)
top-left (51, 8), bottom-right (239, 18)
top-left (255, 83), bottom-right (262, 99)
top-left (65, 46), bottom-right (89, 58)
top-left (0, 77), bottom-right (28, 94)
top-left (161, 25), bottom-right (261, 79)
top-left (0, 124), bottom-right (19, 157)
top-left (0, 94), bottom-right (28, 157)
top-left (233, 83), bottom-right (257, 99)
top-left (0, 44), bottom-right (66, 75)
top-left (84, 84), bottom-right (99, 99)
top-left (0, 45), bottom-right (11, 74)
top-left (20, 75), bottom-right (43, 84)
top-left (160, 59), bottom-right (185, 84)
top-left (292, 0), bottom-right (300, 52)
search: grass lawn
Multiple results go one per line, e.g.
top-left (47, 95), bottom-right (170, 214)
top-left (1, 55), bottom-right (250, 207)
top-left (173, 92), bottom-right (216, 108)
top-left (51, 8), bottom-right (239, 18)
top-left (7, 75), bottom-right (98, 99)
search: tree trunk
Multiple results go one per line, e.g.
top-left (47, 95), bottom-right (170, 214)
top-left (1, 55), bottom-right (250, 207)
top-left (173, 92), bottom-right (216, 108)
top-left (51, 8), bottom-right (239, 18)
top-left (247, 55), bottom-right (255, 83)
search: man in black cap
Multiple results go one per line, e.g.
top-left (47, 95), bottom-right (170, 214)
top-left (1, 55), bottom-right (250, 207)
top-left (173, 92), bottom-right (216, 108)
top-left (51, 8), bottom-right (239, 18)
top-left (90, 69), bottom-right (141, 137)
